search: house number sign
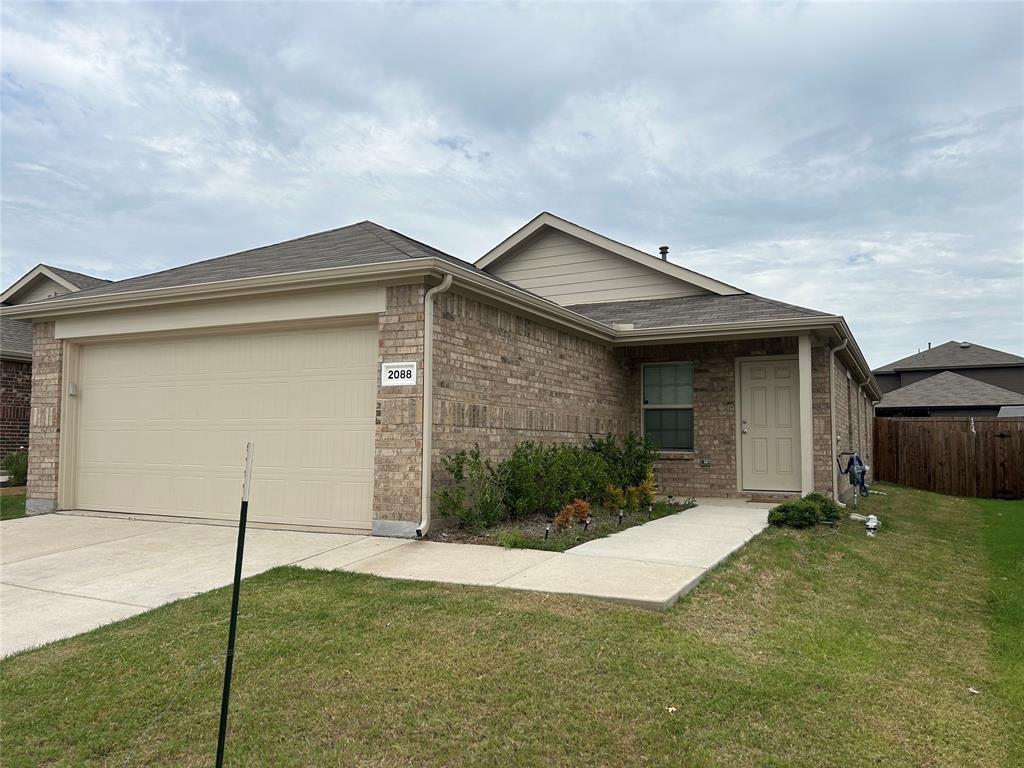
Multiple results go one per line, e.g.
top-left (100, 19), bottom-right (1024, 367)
top-left (381, 362), bottom-right (417, 386)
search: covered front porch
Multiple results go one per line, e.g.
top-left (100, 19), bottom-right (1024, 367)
top-left (618, 333), bottom-right (830, 500)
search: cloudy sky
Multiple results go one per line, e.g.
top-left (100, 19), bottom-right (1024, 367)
top-left (2, 2), bottom-right (1021, 367)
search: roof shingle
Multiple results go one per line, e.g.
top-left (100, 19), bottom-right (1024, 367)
top-left (566, 294), bottom-right (828, 329)
top-left (0, 316), bottom-right (33, 359)
top-left (874, 341), bottom-right (1024, 373)
top-left (44, 265), bottom-right (112, 291)
top-left (876, 370), bottom-right (1024, 410)
top-left (45, 221), bottom-right (464, 302)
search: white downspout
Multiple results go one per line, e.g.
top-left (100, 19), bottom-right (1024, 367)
top-left (417, 273), bottom-right (453, 538)
top-left (829, 338), bottom-right (849, 502)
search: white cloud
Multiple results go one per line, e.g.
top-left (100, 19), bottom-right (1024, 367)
top-left (1, 2), bottom-right (1021, 366)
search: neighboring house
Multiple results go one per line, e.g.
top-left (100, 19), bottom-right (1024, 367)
top-left (875, 371), bottom-right (1024, 417)
top-left (0, 213), bottom-right (879, 531)
top-left (0, 265), bottom-right (111, 464)
top-left (998, 405), bottom-right (1024, 418)
top-left (873, 340), bottom-right (1024, 396)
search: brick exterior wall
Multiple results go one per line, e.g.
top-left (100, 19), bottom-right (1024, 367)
top-left (831, 353), bottom-right (874, 497)
top-left (812, 346), bottom-right (834, 493)
top-left (372, 283), bottom-right (426, 524)
top-left (26, 322), bottom-right (62, 514)
top-left (1, 358), bottom-right (32, 464)
top-left (432, 289), bottom-right (632, 482)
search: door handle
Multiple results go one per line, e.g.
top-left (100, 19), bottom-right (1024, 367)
top-left (741, 419), bottom-right (749, 434)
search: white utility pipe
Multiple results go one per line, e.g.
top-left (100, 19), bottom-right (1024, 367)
top-left (829, 338), bottom-right (849, 502)
top-left (417, 273), bottom-right (453, 538)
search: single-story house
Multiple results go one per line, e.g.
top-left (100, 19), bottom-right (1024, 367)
top-left (1, 265), bottom-right (110, 464)
top-left (873, 340), bottom-right (1024, 396)
top-left (875, 370), bottom-right (1024, 417)
top-left (0, 213), bottom-right (880, 535)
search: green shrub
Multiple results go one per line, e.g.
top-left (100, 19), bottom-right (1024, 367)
top-left (803, 492), bottom-right (842, 523)
top-left (435, 446), bottom-right (505, 531)
top-left (767, 499), bottom-right (822, 528)
top-left (586, 433), bottom-right (659, 488)
top-left (1, 450), bottom-right (27, 486)
top-left (498, 441), bottom-right (610, 518)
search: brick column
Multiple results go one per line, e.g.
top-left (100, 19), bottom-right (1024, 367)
top-left (26, 322), bottom-right (63, 515)
top-left (371, 283), bottom-right (425, 536)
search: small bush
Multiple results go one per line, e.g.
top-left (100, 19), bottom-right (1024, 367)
top-left (554, 499), bottom-right (592, 531)
top-left (768, 499), bottom-right (822, 529)
top-left (603, 483), bottom-right (625, 510)
top-left (637, 469), bottom-right (657, 505)
top-left (803, 492), bottom-right (842, 523)
top-left (2, 450), bottom-right (27, 486)
top-left (435, 446), bottom-right (505, 531)
top-left (500, 442), bottom-right (610, 518)
top-left (586, 433), bottom-right (659, 488)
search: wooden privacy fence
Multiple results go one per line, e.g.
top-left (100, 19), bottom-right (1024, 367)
top-left (873, 417), bottom-right (1024, 499)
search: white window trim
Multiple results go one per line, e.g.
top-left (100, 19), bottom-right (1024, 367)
top-left (641, 361), bottom-right (695, 452)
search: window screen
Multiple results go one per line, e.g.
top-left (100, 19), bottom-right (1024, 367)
top-left (642, 362), bottom-right (694, 450)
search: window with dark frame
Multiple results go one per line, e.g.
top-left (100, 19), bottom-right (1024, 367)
top-left (642, 362), bottom-right (694, 451)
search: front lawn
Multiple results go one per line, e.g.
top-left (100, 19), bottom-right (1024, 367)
top-left (1, 484), bottom-right (1019, 767)
top-left (0, 492), bottom-right (26, 521)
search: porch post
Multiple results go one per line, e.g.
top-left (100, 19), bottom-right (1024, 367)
top-left (798, 334), bottom-right (814, 495)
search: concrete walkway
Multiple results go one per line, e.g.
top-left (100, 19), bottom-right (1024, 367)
top-left (1, 500), bottom-right (769, 656)
top-left (299, 499), bottom-right (771, 610)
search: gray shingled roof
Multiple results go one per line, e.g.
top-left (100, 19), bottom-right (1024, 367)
top-left (566, 294), bottom-right (829, 329)
top-left (876, 371), bottom-right (1024, 410)
top-left (23, 221), bottom-right (840, 336)
top-left (45, 265), bottom-right (112, 291)
top-left (874, 341), bottom-right (1024, 373)
top-left (0, 316), bottom-right (33, 359)
top-left (47, 221), bottom-right (475, 302)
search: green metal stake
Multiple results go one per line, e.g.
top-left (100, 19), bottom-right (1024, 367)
top-left (216, 442), bottom-right (254, 768)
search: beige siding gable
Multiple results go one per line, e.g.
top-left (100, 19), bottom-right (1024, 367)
top-left (5, 275), bottom-right (72, 305)
top-left (488, 229), bottom-right (711, 305)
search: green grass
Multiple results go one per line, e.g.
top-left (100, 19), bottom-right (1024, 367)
top-left (0, 493), bottom-right (26, 520)
top-left (0, 484), bottom-right (1018, 767)
top-left (977, 497), bottom-right (1024, 764)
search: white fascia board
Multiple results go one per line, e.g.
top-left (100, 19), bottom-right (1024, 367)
top-left (475, 212), bottom-right (744, 297)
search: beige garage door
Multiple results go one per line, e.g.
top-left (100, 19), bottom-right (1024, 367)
top-left (72, 322), bottom-right (377, 530)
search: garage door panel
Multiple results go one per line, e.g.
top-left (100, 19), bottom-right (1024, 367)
top-left (73, 324), bottom-right (377, 530)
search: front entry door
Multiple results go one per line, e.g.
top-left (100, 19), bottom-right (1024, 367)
top-left (739, 358), bottom-right (801, 492)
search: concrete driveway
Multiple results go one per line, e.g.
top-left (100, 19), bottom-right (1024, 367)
top-left (0, 514), bottom-right (356, 657)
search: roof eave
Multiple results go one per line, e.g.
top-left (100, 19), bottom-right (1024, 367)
top-left (0, 259), bottom-right (442, 320)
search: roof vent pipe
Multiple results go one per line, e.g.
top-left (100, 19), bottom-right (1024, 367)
top-left (928, 342), bottom-right (931, 349)
top-left (659, 246), bottom-right (669, 260)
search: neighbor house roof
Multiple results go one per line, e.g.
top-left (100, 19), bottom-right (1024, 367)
top-left (0, 317), bottom-right (33, 360)
top-left (43, 266), bottom-right (112, 291)
top-left (874, 340), bottom-right (1024, 373)
top-left (567, 294), bottom-right (828, 330)
top-left (998, 405), bottom-right (1024, 417)
top-left (42, 221), bottom-right (478, 302)
top-left (876, 370), bottom-right (1024, 410)
top-left (0, 263), bottom-right (111, 306)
